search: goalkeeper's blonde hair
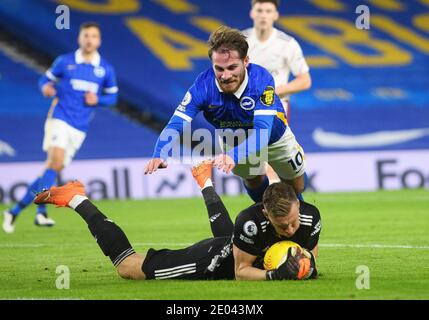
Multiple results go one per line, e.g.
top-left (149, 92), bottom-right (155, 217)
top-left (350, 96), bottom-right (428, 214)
top-left (262, 183), bottom-right (298, 217)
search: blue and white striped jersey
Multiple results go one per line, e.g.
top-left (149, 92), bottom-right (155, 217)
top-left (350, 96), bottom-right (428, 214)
top-left (39, 49), bottom-right (118, 132)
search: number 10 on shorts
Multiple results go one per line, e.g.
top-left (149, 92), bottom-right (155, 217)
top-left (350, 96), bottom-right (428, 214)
top-left (288, 151), bottom-right (304, 172)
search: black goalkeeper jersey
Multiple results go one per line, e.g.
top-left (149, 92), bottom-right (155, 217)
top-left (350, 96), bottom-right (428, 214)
top-left (232, 201), bottom-right (321, 265)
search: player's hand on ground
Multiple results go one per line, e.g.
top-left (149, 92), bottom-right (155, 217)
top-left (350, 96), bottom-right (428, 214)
top-left (42, 83), bottom-right (57, 97)
top-left (85, 92), bottom-right (98, 106)
top-left (214, 154), bottom-right (235, 174)
top-left (144, 158), bottom-right (168, 174)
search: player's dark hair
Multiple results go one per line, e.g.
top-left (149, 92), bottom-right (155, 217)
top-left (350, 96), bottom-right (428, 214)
top-left (262, 183), bottom-right (298, 217)
top-left (207, 26), bottom-right (249, 60)
top-left (251, 0), bottom-right (280, 10)
top-left (80, 21), bottom-right (101, 33)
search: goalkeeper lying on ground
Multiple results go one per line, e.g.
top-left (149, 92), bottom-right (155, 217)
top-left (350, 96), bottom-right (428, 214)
top-left (34, 161), bottom-right (321, 280)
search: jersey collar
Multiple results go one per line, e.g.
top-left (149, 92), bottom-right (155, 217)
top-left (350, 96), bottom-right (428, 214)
top-left (215, 68), bottom-right (249, 99)
top-left (75, 49), bottom-right (101, 67)
top-left (252, 27), bottom-right (277, 48)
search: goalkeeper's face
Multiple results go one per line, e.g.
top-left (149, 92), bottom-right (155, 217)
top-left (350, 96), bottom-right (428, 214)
top-left (264, 201), bottom-right (300, 238)
top-left (78, 26), bottom-right (101, 54)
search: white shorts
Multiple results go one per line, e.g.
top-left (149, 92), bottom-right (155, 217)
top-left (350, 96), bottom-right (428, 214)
top-left (231, 126), bottom-right (306, 181)
top-left (43, 118), bottom-right (86, 167)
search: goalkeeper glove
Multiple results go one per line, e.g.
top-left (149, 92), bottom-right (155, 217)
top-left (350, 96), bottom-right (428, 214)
top-left (266, 247), bottom-right (301, 280)
top-left (266, 247), bottom-right (318, 280)
top-left (299, 248), bottom-right (318, 279)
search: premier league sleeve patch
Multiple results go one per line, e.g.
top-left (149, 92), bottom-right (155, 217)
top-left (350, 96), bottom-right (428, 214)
top-left (243, 220), bottom-right (258, 237)
top-left (260, 86), bottom-right (275, 106)
top-left (181, 91), bottom-right (192, 106)
top-left (177, 91), bottom-right (192, 112)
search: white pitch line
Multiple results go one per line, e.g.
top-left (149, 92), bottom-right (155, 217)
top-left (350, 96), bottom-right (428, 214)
top-left (0, 244), bottom-right (46, 248)
top-left (135, 243), bottom-right (429, 250)
top-left (320, 243), bottom-right (429, 250)
top-left (1, 243), bottom-right (429, 249)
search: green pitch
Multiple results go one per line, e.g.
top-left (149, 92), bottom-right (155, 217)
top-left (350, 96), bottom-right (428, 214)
top-left (0, 189), bottom-right (428, 300)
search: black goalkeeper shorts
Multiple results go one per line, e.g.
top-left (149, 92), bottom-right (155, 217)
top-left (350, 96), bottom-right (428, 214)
top-left (142, 236), bottom-right (234, 280)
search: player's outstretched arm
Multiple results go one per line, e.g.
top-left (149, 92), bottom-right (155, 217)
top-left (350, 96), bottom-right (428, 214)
top-left (222, 113), bottom-right (274, 171)
top-left (214, 154), bottom-right (236, 174)
top-left (146, 114), bottom-right (189, 174)
top-left (233, 245), bottom-right (267, 280)
top-left (144, 158), bottom-right (168, 174)
top-left (275, 72), bottom-right (311, 97)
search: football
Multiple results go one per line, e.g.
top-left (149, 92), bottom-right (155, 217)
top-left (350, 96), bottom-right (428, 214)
top-left (263, 240), bottom-right (302, 270)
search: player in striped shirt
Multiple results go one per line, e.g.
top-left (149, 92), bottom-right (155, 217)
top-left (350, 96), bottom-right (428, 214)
top-left (2, 22), bottom-right (118, 234)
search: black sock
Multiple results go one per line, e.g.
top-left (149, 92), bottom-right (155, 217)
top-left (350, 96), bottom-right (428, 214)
top-left (75, 200), bottom-right (135, 267)
top-left (201, 187), bottom-right (234, 237)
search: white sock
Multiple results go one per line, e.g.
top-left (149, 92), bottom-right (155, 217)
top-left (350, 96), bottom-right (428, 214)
top-left (201, 178), bottom-right (213, 191)
top-left (68, 195), bottom-right (88, 209)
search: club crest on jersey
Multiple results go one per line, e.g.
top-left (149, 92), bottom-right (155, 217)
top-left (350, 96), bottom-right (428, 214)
top-left (94, 66), bottom-right (106, 78)
top-left (240, 96), bottom-right (255, 111)
top-left (243, 220), bottom-right (258, 237)
top-left (260, 86), bottom-right (275, 106)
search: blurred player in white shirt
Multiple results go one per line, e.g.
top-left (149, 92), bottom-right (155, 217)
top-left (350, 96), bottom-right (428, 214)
top-left (243, 0), bottom-right (311, 121)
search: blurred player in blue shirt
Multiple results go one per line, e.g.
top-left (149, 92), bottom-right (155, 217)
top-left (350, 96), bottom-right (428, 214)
top-left (2, 22), bottom-right (118, 234)
top-left (145, 26), bottom-right (306, 204)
